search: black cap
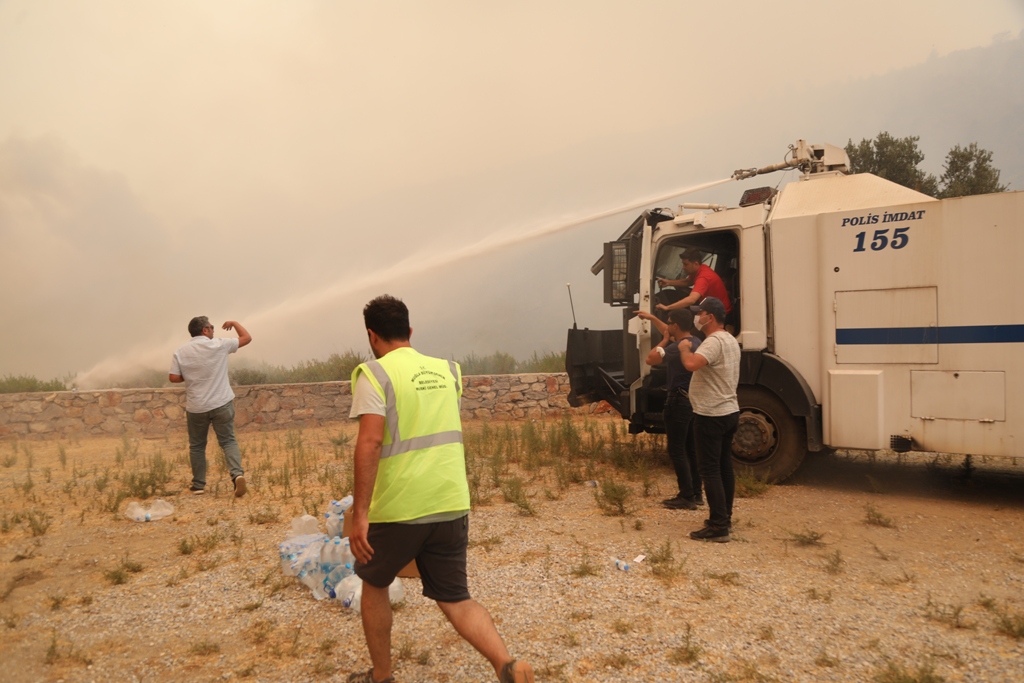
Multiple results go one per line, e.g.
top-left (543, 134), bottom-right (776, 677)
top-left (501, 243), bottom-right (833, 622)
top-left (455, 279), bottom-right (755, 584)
top-left (688, 296), bottom-right (726, 322)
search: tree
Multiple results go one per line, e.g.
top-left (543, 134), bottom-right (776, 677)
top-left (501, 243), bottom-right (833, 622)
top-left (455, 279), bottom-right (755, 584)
top-left (937, 142), bottom-right (1008, 198)
top-left (845, 132), bottom-right (938, 196)
top-left (845, 132), bottom-right (1009, 199)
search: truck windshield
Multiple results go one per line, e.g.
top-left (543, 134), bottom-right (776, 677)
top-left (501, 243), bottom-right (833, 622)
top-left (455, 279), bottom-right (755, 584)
top-left (654, 234), bottom-right (739, 333)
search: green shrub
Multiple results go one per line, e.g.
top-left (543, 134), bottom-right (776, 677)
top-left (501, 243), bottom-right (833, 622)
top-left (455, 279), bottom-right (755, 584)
top-left (500, 476), bottom-right (536, 516)
top-left (458, 351), bottom-right (519, 376)
top-left (734, 470), bottom-right (772, 498)
top-left (517, 351), bottom-right (566, 373)
top-left (594, 478), bottom-right (632, 516)
top-left (0, 374), bottom-right (65, 394)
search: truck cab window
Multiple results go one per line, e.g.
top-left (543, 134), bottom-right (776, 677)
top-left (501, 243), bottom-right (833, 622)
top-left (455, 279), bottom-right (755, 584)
top-left (654, 237), bottom-right (740, 334)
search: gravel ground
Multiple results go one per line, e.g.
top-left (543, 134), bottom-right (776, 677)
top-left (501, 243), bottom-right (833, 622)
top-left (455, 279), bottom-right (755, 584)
top-left (2, 423), bottom-right (1024, 682)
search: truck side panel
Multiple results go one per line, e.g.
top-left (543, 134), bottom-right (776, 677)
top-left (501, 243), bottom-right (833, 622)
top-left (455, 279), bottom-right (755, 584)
top-left (817, 191), bottom-right (1022, 456)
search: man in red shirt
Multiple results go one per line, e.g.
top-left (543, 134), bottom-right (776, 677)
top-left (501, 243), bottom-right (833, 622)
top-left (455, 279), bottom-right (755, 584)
top-left (656, 248), bottom-right (733, 318)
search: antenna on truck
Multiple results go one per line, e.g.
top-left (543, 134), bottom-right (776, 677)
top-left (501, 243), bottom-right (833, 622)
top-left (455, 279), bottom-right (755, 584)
top-left (567, 283), bottom-right (578, 330)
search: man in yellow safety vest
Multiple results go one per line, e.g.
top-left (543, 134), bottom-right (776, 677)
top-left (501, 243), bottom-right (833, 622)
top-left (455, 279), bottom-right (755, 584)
top-left (346, 294), bottom-right (533, 683)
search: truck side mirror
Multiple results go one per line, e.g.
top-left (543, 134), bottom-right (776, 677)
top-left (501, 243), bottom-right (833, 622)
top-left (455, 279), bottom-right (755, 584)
top-left (603, 241), bottom-right (629, 305)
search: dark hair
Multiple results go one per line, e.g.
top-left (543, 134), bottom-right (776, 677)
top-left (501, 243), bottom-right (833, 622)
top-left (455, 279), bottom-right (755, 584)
top-left (363, 295), bottom-right (410, 342)
top-left (680, 247), bottom-right (703, 264)
top-left (188, 316), bottom-right (211, 337)
top-left (668, 308), bottom-right (696, 334)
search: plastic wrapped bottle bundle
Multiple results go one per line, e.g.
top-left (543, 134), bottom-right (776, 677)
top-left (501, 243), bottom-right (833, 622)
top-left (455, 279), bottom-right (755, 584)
top-left (333, 575), bottom-right (404, 611)
top-left (124, 499), bottom-right (174, 522)
top-left (323, 561), bottom-right (355, 599)
top-left (336, 573), bottom-right (363, 610)
top-left (279, 533), bottom-right (327, 576)
top-left (324, 496), bottom-right (353, 539)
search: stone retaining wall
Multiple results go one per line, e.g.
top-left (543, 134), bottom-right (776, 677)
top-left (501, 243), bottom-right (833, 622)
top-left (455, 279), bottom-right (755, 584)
top-left (0, 373), bottom-right (613, 441)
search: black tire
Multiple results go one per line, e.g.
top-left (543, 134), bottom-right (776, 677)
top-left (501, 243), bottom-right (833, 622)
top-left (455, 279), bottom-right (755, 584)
top-left (731, 386), bottom-right (807, 483)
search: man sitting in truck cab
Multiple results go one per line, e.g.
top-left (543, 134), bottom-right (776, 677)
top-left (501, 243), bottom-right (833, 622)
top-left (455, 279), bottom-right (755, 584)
top-left (656, 248), bottom-right (733, 321)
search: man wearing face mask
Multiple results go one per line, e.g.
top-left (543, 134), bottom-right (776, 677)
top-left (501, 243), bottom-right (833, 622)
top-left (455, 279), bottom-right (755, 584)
top-left (679, 297), bottom-right (741, 543)
top-left (346, 294), bottom-right (533, 683)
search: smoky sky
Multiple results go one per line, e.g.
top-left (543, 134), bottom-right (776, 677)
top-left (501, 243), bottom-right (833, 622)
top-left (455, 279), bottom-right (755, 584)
top-left (1, 2), bottom-right (1022, 385)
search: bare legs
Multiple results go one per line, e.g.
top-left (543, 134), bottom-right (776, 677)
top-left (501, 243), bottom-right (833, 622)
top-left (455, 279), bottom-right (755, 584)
top-left (359, 583), bottom-right (393, 682)
top-left (357, 590), bottom-right (511, 681)
top-left (437, 598), bottom-right (511, 678)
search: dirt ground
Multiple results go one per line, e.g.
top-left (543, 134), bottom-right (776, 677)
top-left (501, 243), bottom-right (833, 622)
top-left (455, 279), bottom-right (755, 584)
top-left (1, 418), bottom-right (1023, 682)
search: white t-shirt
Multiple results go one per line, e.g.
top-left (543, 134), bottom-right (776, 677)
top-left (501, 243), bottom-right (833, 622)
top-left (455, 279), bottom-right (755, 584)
top-left (169, 337), bottom-right (239, 413)
top-left (349, 373), bottom-right (386, 418)
top-left (349, 372), bottom-right (461, 419)
top-left (689, 331), bottom-right (740, 416)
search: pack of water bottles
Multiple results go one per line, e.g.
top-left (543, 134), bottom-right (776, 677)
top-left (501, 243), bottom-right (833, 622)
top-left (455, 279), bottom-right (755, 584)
top-left (324, 495), bottom-right (352, 539)
top-left (124, 499), bottom-right (174, 522)
top-left (278, 496), bottom-right (408, 607)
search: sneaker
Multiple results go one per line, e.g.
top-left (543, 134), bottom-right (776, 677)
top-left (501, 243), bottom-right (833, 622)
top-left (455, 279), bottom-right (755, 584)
top-left (346, 670), bottom-right (393, 683)
top-left (499, 659), bottom-right (535, 683)
top-left (189, 486), bottom-right (205, 495)
top-left (663, 496), bottom-right (698, 510)
top-left (661, 493), bottom-right (686, 505)
top-left (689, 525), bottom-right (730, 543)
top-left (694, 497), bottom-right (706, 506)
top-left (233, 475), bottom-right (247, 498)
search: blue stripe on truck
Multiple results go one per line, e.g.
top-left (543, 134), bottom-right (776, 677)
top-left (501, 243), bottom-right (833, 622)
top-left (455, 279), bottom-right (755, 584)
top-left (836, 325), bottom-right (1024, 345)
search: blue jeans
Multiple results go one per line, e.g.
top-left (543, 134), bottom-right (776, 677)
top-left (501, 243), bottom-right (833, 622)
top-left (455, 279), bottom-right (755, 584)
top-left (664, 396), bottom-right (701, 500)
top-left (693, 412), bottom-right (739, 530)
top-left (186, 400), bottom-right (243, 489)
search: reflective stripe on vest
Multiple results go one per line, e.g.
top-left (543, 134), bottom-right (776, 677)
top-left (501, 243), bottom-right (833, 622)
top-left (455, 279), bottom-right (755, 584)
top-left (362, 358), bottom-right (463, 459)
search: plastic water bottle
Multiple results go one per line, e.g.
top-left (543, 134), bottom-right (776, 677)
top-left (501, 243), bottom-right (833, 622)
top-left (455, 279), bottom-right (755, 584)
top-left (320, 537), bottom-right (345, 572)
top-left (325, 501), bottom-right (346, 538)
top-left (610, 556), bottom-right (630, 571)
top-left (124, 499), bottom-right (174, 522)
top-left (301, 544), bottom-right (330, 600)
top-left (323, 560), bottom-right (355, 599)
top-left (322, 538), bottom-right (357, 597)
top-left (323, 563), bottom-right (355, 598)
top-left (278, 533), bottom-right (326, 575)
top-left (388, 577), bottom-right (405, 604)
top-left (337, 573), bottom-right (363, 610)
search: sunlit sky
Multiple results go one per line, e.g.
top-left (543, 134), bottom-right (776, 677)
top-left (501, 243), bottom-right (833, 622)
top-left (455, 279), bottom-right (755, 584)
top-left (2, 1), bottom-right (1022, 384)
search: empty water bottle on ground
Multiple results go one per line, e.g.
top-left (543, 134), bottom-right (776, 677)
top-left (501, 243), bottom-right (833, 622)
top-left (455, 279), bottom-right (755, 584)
top-left (125, 499), bottom-right (174, 522)
top-left (610, 556), bottom-right (630, 571)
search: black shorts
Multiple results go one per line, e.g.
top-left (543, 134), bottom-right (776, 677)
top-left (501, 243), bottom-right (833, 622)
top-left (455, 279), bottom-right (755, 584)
top-left (355, 515), bottom-right (471, 603)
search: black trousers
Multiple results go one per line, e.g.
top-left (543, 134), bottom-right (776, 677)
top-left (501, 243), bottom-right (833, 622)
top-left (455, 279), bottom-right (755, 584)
top-left (664, 397), bottom-right (701, 500)
top-left (693, 412), bottom-right (740, 529)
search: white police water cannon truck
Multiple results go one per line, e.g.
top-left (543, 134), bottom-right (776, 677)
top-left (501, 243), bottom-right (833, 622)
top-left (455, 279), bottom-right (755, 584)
top-left (566, 140), bottom-right (1022, 482)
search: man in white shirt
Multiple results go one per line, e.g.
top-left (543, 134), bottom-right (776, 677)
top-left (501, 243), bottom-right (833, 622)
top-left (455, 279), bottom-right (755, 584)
top-left (169, 316), bottom-right (251, 497)
top-left (680, 297), bottom-right (741, 543)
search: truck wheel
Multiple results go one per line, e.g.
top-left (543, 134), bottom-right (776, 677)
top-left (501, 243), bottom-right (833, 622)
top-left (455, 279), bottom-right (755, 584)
top-left (731, 386), bottom-right (807, 483)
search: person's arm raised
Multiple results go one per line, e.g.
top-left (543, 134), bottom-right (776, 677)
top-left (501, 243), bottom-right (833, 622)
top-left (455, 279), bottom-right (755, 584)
top-left (222, 321), bottom-right (252, 348)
